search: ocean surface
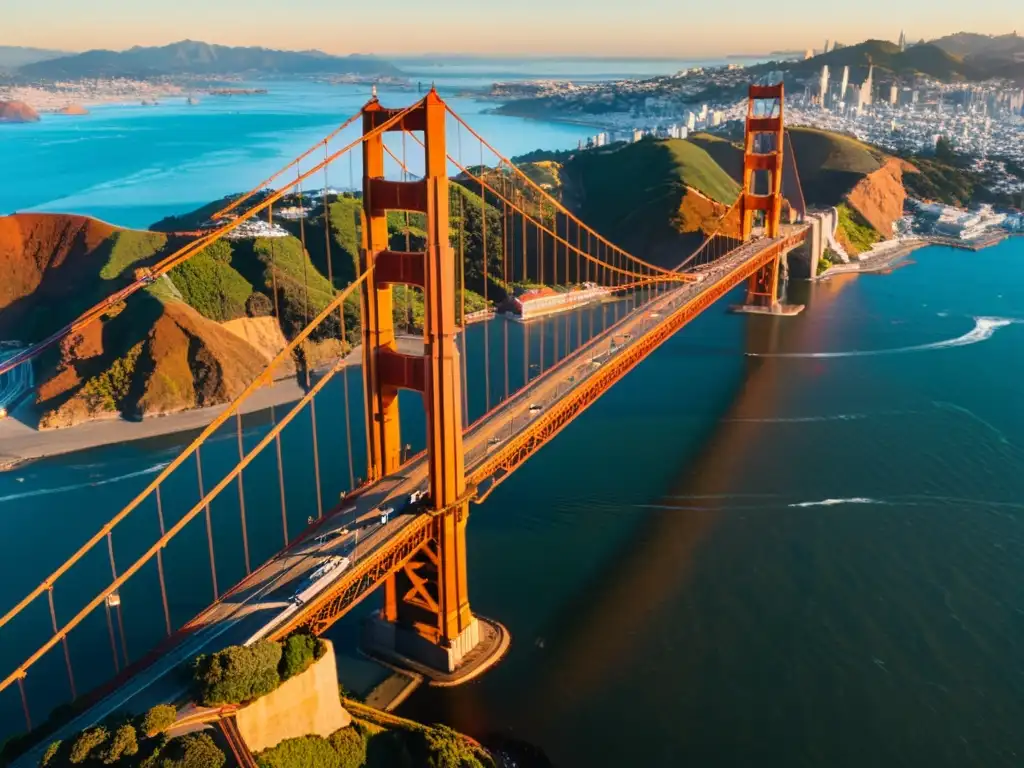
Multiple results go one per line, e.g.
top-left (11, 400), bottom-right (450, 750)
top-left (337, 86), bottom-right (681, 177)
top-left (2, 64), bottom-right (1024, 766)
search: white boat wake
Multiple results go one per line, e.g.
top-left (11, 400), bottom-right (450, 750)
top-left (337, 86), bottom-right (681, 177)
top-left (748, 317), bottom-right (1017, 358)
top-left (788, 497), bottom-right (881, 508)
top-left (0, 462), bottom-right (170, 504)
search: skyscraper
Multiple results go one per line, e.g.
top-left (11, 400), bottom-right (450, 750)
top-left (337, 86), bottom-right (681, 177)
top-left (823, 39), bottom-right (831, 55)
top-left (859, 64), bottom-right (874, 108)
top-left (840, 66), bottom-right (850, 100)
top-left (890, 84), bottom-right (899, 105)
top-left (898, 30), bottom-right (907, 52)
top-left (819, 64), bottom-right (830, 106)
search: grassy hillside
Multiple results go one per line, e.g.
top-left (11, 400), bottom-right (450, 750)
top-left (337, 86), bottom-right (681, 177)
top-left (552, 137), bottom-right (740, 267)
top-left (786, 127), bottom-right (886, 206)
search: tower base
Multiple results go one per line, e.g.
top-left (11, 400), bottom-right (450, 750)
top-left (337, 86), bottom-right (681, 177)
top-left (362, 611), bottom-right (510, 685)
top-left (729, 303), bottom-right (805, 316)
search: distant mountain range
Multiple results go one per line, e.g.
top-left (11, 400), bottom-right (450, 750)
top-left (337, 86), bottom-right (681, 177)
top-left (0, 45), bottom-right (69, 71)
top-left (15, 40), bottom-right (403, 80)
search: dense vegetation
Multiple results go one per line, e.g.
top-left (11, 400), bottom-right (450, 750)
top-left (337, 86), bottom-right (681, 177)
top-left (99, 231), bottom-right (171, 280)
top-left (836, 203), bottom-right (881, 254)
top-left (254, 721), bottom-right (494, 768)
top-left (191, 634), bottom-right (327, 706)
top-left (36, 704), bottom-right (223, 768)
top-left (167, 240), bottom-right (253, 321)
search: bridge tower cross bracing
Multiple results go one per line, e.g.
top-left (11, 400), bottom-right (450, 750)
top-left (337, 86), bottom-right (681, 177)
top-left (741, 82), bottom-right (786, 308)
top-left (360, 89), bottom-right (480, 672)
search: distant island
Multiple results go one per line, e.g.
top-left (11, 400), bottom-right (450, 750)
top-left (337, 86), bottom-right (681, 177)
top-left (12, 40), bottom-right (403, 81)
top-left (0, 99), bottom-right (40, 123)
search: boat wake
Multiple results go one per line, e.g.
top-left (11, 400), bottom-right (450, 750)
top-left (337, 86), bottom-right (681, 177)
top-left (788, 497), bottom-right (881, 508)
top-left (748, 317), bottom-right (1017, 358)
top-left (0, 462), bottom-right (170, 504)
top-left (727, 414), bottom-right (868, 423)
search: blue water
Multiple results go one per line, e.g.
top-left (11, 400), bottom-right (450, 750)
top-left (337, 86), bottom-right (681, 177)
top-left (0, 81), bottom-right (595, 230)
top-left (2, 64), bottom-right (1024, 767)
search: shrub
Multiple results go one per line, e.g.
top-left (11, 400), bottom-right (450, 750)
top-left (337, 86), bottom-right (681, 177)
top-left (169, 243), bottom-right (253, 322)
top-left (158, 733), bottom-right (225, 768)
top-left (364, 730), bottom-right (414, 768)
top-left (192, 640), bottom-right (282, 706)
top-left (255, 735), bottom-right (340, 768)
top-left (40, 740), bottom-right (62, 767)
top-left (279, 634), bottom-right (318, 681)
top-left (68, 726), bottom-right (108, 764)
top-left (100, 723), bottom-right (139, 764)
top-left (141, 704), bottom-right (178, 737)
top-left (328, 727), bottom-right (366, 768)
top-left (418, 726), bottom-right (491, 768)
top-left (246, 291), bottom-right (273, 318)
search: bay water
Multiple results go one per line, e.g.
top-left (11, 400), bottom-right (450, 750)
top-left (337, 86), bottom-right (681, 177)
top-left (1, 64), bottom-right (1023, 766)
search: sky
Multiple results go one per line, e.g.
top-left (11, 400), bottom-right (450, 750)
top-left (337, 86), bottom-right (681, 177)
top-left (1, 0), bottom-right (1017, 57)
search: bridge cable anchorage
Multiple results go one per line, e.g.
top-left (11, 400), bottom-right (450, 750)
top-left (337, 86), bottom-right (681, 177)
top-left (0, 99), bottom-right (423, 380)
top-left (0, 268), bottom-right (374, 694)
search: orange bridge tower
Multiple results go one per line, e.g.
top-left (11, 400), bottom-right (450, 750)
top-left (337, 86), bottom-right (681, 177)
top-left (360, 89), bottom-right (481, 671)
top-left (740, 82), bottom-right (787, 310)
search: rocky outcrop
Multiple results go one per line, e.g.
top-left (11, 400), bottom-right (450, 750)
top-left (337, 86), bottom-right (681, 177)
top-left (221, 316), bottom-right (288, 362)
top-left (235, 640), bottom-right (352, 753)
top-left (55, 104), bottom-right (89, 115)
top-left (0, 213), bottom-right (116, 321)
top-left (35, 300), bottom-right (268, 429)
top-left (134, 302), bottom-right (268, 417)
top-left (844, 157), bottom-right (910, 240)
top-left (0, 100), bottom-right (40, 123)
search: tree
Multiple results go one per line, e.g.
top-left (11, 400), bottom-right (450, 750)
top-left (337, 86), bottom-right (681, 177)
top-left (328, 727), bottom-right (367, 768)
top-left (246, 291), bottom-right (273, 318)
top-left (141, 704), bottom-right (178, 737)
top-left (417, 726), bottom-right (492, 768)
top-left (192, 641), bottom-right (282, 706)
top-left (158, 733), bottom-right (225, 768)
top-left (279, 634), bottom-right (318, 681)
top-left (254, 736), bottom-right (340, 768)
top-left (100, 723), bottom-right (139, 764)
top-left (41, 740), bottom-right (62, 767)
top-left (935, 135), bottom-right (956, 163)
top-left (68, 726), bottom-right (109, 764)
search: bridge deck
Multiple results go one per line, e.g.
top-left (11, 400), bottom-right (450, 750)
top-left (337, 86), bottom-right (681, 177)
top-left (11, 232), bottom-right (806, 765)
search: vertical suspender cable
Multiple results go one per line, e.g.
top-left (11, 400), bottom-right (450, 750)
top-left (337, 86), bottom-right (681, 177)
top-left (272, 403), bottom-right (289, 545)
top-left (105, 532), bottom-right (129, 666)
top-left (196, 447), bottom-right (218, 602)
top-left (234, 412), bottom-right (250, 576)
top-left (154, 486), bottom-right (173, 635)
top-left (47, 588), bottom-right (75, 700)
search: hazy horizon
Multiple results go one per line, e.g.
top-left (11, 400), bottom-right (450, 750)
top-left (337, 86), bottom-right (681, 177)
top-left (2, 0), bottom-right (1017, 59)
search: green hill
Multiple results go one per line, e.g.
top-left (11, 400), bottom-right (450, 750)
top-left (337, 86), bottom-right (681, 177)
top-left (785, 127), bottom-right (886, 206)
top-left (557, 137), bottom-right (741, 267)
top-left (758, 39), bottom-right (985, 82)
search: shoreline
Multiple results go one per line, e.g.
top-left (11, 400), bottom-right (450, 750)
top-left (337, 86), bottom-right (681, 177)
top-left (818, 238), bottom-right (929, 278)
top-left (0, 335), bottom-right (427, 472)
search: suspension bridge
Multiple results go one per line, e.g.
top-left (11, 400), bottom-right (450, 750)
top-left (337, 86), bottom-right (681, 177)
top-left (0, 82), bottom-right (817, 749)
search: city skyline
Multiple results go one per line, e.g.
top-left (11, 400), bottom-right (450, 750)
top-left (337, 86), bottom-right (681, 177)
top-left (1, 0), bottom-right (1017, 58)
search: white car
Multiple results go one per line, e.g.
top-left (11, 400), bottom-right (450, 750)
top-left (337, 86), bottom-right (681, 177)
top-left (380, 506), bottom-right (395, 525)
top-left (314, 528), bottom-right (349, 545)
top-left (408, 490), bottom-right (427, 505)
top-left (528, 404), bottom-right (543, 415)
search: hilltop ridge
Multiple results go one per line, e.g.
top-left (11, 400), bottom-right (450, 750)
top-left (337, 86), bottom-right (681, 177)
top-left (16, 40), bottom-right (403, 80)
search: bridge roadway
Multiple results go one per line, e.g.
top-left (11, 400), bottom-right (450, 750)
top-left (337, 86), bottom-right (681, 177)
top-left (13, 233), bottom-right (802, 763)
